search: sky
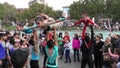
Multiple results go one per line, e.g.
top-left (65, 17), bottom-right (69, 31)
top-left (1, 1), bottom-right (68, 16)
top-left (0, 0), bottom-right (79, 10)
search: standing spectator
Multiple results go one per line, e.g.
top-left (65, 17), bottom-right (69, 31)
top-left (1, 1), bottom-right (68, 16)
top-left (64, 41), bottom-right (71, 63)
top-left (44, 26), bottom-right (59, 68)
top-left (60, 31), bottom-right (70, 59)
top-left (72, 34), bottom-right (80, 62)
top-left (108, 47), bottom-right (120, 68)
top-left (0, 32), bottom-right (9, 68)
top-left (29, 30), bottom-right (40, 68)
top-left (94, 35), bottom-right (104, 68)
top-left (81, 35), bottom-right (94, 68)
top-left (58, 32), bottom-right (63, 56)
top-left (102, 37), bottom-right (113, 68)
top-left (113, 34), bottom-right (120, 51)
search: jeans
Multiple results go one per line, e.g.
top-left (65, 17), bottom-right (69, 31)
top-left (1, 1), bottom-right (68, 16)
top-left (65, 49), bottom-right (71, 62)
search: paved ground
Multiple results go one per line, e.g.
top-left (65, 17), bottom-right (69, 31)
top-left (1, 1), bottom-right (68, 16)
top-left (40, 55), bottom-right (81, 68)
top-left (28, 53), bottom-right (89, 68)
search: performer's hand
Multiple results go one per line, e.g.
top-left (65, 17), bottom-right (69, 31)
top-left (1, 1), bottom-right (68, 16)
top-left (52, 26), bottom-right (57, 30)
top-left (68, 24), bottom-right (73, 28)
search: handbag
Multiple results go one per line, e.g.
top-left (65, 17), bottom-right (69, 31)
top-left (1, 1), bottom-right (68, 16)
top-left (103, 53), bottom-right (111, 61)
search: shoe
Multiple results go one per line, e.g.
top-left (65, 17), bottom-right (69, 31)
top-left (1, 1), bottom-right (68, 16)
top-left (69, 61), bottom-right (71, 63)
top-left (60, 56), bottom-right (63, 59)
top-left (64, 61), bottom-right (68, 63)
top-left (74, 59), bottom-right (76, 62)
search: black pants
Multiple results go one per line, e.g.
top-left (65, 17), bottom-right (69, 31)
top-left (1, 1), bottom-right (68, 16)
top-left (73, 48), bottom-right (80, 61)
top-left (60, 42), bottom-right (65, 58)
top-left (81, 53), bottom-right (94, 68)
top-left (103, 61), bottom-right (111, 68)
top-left (30, 60), bottom-right (39, 68)
top-left (0, 59), bottom-right (9, 68)
top-left (65, 49), bottom-right (71, 62)
top-left (59, 45), bottom-right (63, 55)
top-left (94, 53), bottom-right (103, 68)
top-left (46, 66), bottom-right (58, 68)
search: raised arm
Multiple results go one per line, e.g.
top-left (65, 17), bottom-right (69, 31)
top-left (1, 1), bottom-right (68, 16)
top-left (33, 30), bottom-right (38, 43)
top-left (53, 26), bottom-right (58, 46)
top-left (88, 19), bottom-right (98, 27)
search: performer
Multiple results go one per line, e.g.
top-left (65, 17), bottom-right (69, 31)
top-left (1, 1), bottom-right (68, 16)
top-left (70, 12), bottom-right (98, 40)
top-left (16, 14), bottom-right (66, 34)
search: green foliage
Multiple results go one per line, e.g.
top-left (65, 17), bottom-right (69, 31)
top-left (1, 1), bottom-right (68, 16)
top-left (69, 0), bottom-right (120, 22)
top-left (16, 3), bottom-right (62, 22)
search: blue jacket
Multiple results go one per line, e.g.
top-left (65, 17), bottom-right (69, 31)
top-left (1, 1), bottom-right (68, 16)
top-left (0, 43), bottom-right (5, 60)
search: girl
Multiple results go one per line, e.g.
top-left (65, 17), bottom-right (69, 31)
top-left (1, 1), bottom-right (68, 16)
top-left (72, 34), bottom-right (80, 62)
top-left (102, 37), bottom-right (112, 68)
top-left (29, 30), bottom-right (40, 68)
top-left (94, 35), bottom-right (104, 68)
top-left (64, 41), bottom-right (71, 63)
top-left (58, 32), bottom-right (63, 56)
top-left (44, 26), bottom-right (59, 68)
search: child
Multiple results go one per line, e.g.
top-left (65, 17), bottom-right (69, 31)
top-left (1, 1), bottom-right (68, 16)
top-left (64, 41), bottom-right (71, 63)
top-left (70, 12), bottom-right (98, 40)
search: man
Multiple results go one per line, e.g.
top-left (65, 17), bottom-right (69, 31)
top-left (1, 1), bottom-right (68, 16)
top-left (0, 31), bottom-right (9, 68)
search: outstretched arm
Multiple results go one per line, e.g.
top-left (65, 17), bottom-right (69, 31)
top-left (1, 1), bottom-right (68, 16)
top-left (69, 19), bottom-right (83, 27)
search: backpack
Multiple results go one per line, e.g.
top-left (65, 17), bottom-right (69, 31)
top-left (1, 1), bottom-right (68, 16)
top-left (11, 48), bottom-right (29, 68)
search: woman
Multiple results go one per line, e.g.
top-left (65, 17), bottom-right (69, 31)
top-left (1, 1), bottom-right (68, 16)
top-left (102, 36), bottom-right (113, 68)
top-left (94, 35), bottom-right (104, 68)
top-left (72, 34), bottom-right (80, 62)
top-left (58, 32), bottom-right (63, 56)
top-left (60, 31), bottom-right (70, 59)
top-left (108, 47), bottom-right (120, 68)
top-left (29, 30), bottom-right (40, 68)
top-left (44, 26), bottom-right (59, 68)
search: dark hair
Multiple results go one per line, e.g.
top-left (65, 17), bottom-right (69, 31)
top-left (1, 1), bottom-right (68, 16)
top-left (84, 35), bottom-right (90, 43)
top-left (47, 40), bottom-right (54, 49)
top-left (13, 33), bottom-right (20, 36)
top-left (35, 16), bottom-right (44, 21)
top-left (8, 36), bottom-right (14, 45)
top-left (58, 32), bottom-right (62, 38)
top-left (0, 33), bottom-right (5, 39)
top-left (99, 33), bottom-right (103, 39)
top-left (43, 26), bottom-right (53, 35)
top-left (29, 36), bottom-right (35, 46)
top-left (74, 34), bottom-right (79, 40)
top-left (115, 47), bottom-right (120, 56)
top-left (82, 11), bottom-right (88, 16)
top-left (95, 35), bottom-right (101, 39)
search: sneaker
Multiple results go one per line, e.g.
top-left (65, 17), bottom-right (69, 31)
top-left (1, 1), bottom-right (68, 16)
top-left (69, 61), bottom-right (71, 63)
top-left (78, 59), bottom-right (80, 62)
top-left (74, 59), bottom-right (76, 62)
top-left (64, 61), bottom-right (68, 63)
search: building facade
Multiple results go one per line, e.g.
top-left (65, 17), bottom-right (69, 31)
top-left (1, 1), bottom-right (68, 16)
top-left (29, 0), bottom-right (45, 7)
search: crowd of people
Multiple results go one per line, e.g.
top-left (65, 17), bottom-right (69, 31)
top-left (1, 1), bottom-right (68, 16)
top-left (0, 11), bottom-right (120, 68)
